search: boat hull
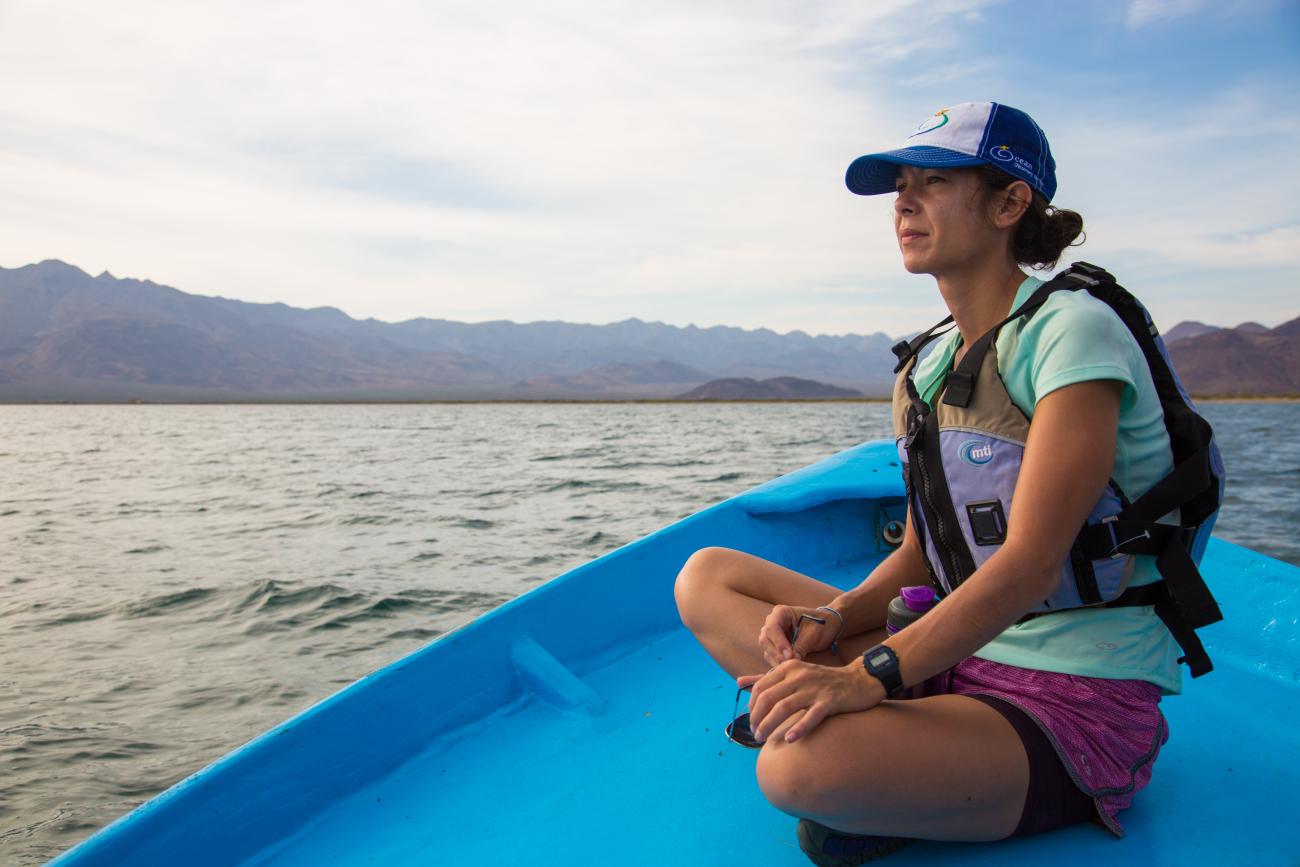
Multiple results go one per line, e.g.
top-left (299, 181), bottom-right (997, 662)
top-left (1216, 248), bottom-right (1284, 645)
top-left (51, 441), bottom-right (1300, 865)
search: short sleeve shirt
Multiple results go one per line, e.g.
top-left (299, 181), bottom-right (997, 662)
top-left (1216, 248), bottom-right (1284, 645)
top-left (910, 275), bottom-right (1183, 694)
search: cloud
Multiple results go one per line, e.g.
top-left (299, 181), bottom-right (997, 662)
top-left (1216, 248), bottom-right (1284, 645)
top-left (1126, 0), bottom-right (1208, 28)
top-left (1090, 218), bottom-right (1300, 270)
top-left (2, 0), bottom-right (981, 332)
top-left (0, 0), bottom-right (1295, 337)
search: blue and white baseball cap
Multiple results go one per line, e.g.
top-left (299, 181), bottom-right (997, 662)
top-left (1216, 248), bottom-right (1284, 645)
top-left (846, 102), bottom-right (1057, 202)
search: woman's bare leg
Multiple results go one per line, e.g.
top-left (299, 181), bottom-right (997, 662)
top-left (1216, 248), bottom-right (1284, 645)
top-left (756, 695), bottom-right (1030, 841)
top-left (674, 546), bottom-right (886, 678)
top-left (676, 546), bottom-right (1030, 841)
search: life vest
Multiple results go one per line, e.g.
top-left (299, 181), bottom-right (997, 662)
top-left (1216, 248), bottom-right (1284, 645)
top-left (891, 262), bottom-right (1225, 677)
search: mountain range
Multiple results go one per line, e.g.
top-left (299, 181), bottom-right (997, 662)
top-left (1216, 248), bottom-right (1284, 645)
top-left (0, 260), bottom-right (899, 400)
top-left (0, 260), bottom-right (1294, 400)
top-left (1166, 318), bottom-right (1300, 397)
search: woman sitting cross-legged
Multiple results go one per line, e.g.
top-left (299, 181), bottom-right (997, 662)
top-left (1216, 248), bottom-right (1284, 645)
top-left (675, 102), bottom-right (1216, 865)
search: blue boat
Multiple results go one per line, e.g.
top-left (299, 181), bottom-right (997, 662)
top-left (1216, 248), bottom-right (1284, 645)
top-left (51, 441), bottom-right (1299, 866)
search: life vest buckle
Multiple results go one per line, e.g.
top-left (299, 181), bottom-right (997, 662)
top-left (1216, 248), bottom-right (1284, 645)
top-left (891, 339), bottom-right (912, 365)
top-left (1061, 271), bottom-right (1100, 288)
top-left (1102, 515), bottom-right (1123, 559)
top-left (1102, 515), bottom-right (1151, 558)
top-left (905, 413), bottom-right (924, 449)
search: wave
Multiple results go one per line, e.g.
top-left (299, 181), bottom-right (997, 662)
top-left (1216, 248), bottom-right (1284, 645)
top-left (124, 544), bottom-right (170, 555)
top-left (118, 587), bottom-right (217, 619)
top-left (448, 517), bottom-right (494, 530)
top-left (590, 459), bottom-right (710, 470)
top-left (337, 514), bottom-right (401, 526)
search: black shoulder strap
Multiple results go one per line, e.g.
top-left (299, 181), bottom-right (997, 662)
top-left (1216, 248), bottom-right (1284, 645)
top-left (895, 337), bottom-right (979, 593)
top-left (941, 272), bottom-right (1079, 408)
top-left (1031, 262), bottom-right (1224, 677)
top-left (1066, 263), bottom-right (1222, 527)
top-left (892, 317), bottom-right (956, 374)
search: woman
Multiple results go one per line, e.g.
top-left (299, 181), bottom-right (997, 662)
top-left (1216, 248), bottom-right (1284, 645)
top-left (674, 102), bottom-right (1186, 864)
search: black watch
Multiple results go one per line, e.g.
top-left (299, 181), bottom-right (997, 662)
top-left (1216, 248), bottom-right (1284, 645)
top-left (861, 644), bottom-right (905, 699)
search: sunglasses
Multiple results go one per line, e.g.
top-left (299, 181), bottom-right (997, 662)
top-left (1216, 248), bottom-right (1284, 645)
top-left (725, 613), bottom-right (825, 749)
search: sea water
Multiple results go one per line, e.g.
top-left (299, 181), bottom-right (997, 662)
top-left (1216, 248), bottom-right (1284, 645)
top-left (1, 401), bottom-right (1295, 865)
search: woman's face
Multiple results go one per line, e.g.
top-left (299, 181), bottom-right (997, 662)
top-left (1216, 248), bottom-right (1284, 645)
top-left (892, 166), bottom-right (1002, 276)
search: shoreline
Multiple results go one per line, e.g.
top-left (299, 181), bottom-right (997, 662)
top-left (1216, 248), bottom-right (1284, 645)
top-left (1, 396), bottom-right (1296, 406)
top-left (0, 397), bottom-right (895, 406)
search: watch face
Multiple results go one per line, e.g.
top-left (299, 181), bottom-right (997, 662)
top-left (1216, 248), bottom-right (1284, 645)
top-left (867, 649), bottom-right (891, 668)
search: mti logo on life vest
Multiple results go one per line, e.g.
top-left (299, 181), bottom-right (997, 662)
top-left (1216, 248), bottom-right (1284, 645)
top-left (959, 441), bottom-right (994, 466)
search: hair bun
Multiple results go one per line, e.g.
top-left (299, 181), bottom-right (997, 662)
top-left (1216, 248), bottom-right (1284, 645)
top-left (1016, 205), bottom-right (1085, 270)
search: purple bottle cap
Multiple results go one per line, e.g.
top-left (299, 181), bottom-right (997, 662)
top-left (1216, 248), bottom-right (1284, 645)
top-left (901, 585), bottom-right (936, 612)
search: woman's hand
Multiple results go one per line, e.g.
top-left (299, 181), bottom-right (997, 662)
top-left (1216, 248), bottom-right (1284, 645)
top-left (758, 605), bottom-right (842, 666)
top-left (738, 660), bottom-right (885, 744)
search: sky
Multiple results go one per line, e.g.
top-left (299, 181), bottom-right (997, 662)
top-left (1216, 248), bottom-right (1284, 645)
top-left (1, 0), bottom-right (1297, 338)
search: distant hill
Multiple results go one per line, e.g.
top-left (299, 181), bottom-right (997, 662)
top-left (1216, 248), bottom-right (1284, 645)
top-left (1165, 320), bottom-right (1273, 344)
top-left (1169, 316), bottom-right (1300, 397)
top-left (0, 260), bottom-right (900, 400)
top-left (674, 376), bottom-right (864, 400)
top-left (1164, 321), bottom-right (1221, 344)
top-left (2, 260), bottom-right (1291, 401)
top-left (513, 360), bottom-right (711, 394)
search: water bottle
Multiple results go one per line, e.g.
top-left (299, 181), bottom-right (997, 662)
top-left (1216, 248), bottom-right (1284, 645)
top-left (886, 585), bottom-right (936, 634)
top-left (885, 585), bottom-right (938, 698)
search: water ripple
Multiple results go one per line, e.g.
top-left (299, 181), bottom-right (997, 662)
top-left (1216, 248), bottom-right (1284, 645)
top-left (0, 400), bottom-right (1287, 866)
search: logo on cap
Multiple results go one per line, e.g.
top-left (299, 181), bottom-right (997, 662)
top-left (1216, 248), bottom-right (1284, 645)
top-left (989, 143), bottom-right (1039, 183)
top-left (909, 109), bottom-right (949, 138)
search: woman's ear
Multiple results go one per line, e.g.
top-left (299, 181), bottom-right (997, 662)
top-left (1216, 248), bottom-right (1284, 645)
top-left (994, 180), bottom-right (1032, 227)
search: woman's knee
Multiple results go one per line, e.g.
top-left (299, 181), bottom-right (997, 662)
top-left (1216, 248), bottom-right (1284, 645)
top-left (756, 741), bottom-right (844, 818)
top-left (673, 546), bottom-right (740, 626)
top-left (755, 731), bottom-right (886, 820)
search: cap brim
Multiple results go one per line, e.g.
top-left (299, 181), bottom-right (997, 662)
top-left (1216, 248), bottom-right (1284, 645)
top-left (845, 146), bottom-right (985, 195)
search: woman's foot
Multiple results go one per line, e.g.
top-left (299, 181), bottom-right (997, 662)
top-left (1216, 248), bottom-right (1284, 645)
top-left (796, 818), bottom-right (911, 866)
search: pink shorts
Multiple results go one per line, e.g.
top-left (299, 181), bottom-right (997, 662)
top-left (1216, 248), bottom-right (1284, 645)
top-left (940, 656), bottom-right (1169, 836)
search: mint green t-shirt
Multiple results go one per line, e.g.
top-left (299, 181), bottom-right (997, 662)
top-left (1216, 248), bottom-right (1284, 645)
top-left (911, 275), bottom-right (1184, 694)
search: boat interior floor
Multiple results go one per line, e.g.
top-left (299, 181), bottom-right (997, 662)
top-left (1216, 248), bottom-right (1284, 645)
top-left (243, 550), bottom-right (1297, 867)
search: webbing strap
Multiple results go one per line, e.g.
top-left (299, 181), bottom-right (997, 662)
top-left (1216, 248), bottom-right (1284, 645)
top-left (1124, 443), bottom-right (1214, 524)
top-left (900, 360), bottom-right (978, 590)
top-left (901, 466), bottom-right (945, 598)
top-left (1081, 521), bottom-right (1222, 629)
top-left (903, 426), bottom-right (949, 588)
top-left (915, 406), bottom-right (979, 586)
top-left (900, 359), bottom-right (944, 593)
top-left (1017, 581), bottom-right (1165, 624)
top-left (1068, 540), bottom-right (1102, 605)
top-left (1154, 533), bottom-right (1224, 632)
top-left (1016, 577), bottom-right (1214, 679)
top-left (1076, 520), bottom-right (1221, 677)
top-left (1110, 583), bottom-right (1165, 607)
top-left (892, 317), bottom-right (956, 373)
top-left (941, 277), bottom-right (1072, 408)
top-left (1155, 576), bottom-right (1216, 678)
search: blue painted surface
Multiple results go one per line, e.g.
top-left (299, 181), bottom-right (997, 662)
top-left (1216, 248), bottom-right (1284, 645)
top-left (50, 440), bottom-right (1300, 866)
